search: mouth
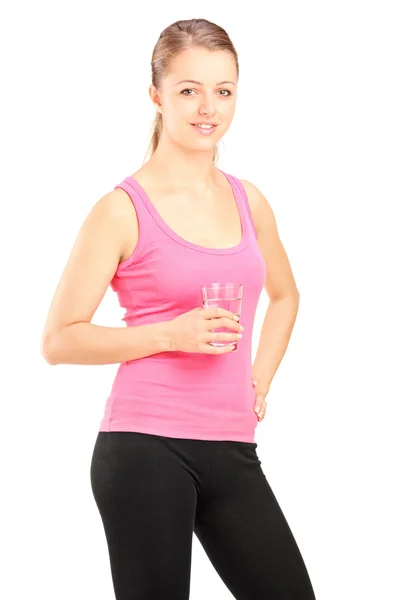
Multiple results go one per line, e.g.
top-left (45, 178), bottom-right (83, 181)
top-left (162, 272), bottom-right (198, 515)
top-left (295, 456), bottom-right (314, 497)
top-left (190, 123), bottom-right (219, 135)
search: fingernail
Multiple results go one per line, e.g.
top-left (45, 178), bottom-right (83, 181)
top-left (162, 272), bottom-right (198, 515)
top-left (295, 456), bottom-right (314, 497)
top-left (255, 407), bottom-right (260, 413)
top-left (233, 314), bottom-right (240, 321)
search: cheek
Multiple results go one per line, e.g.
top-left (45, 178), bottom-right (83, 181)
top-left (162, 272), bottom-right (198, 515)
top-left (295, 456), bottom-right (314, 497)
top-left (169, 107), bottom-right (194, 131)
top-left (172, 96), bottom-right (193, 115)
top-left (161, 96), bottom-right (187, 121)
top-left (222, 103), bottom-right (236, 122)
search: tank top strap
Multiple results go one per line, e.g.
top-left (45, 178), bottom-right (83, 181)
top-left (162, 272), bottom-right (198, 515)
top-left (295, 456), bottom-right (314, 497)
top-left (220, 171), bottom-right (258, 240)
top-left (113, 177), bottom-right (151, 267)
top-left (114, 172), bottom-right (257, 263)
top-left (114, 176), bottom-right (149, 219)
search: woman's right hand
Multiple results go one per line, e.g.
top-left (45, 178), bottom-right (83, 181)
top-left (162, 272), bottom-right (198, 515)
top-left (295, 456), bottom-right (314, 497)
top-left (167, 306), bottom-right (243, 354)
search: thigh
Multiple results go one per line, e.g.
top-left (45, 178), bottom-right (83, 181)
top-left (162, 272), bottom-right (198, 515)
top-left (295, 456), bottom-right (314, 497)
top-left (194, 442), bottom-right (316, 600)
top-left (90, 432), bottom-right (197, 600)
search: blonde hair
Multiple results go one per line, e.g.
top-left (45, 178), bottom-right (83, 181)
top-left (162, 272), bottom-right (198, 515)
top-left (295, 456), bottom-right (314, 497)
top-left (143, 18), bottom-right (239, 165)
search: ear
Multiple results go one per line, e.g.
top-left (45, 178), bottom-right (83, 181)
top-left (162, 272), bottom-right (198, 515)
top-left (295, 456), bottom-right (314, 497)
top-left (148, 84), bottom-right (162, 113)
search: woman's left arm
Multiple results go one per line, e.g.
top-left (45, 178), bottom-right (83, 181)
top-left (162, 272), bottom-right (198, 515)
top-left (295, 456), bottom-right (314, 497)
top-left (241, 180), bottom-right (300, 422)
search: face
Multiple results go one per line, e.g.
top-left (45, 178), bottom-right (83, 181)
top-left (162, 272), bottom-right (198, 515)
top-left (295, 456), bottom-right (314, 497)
top-left (149, 46), bottom-right (238, 151)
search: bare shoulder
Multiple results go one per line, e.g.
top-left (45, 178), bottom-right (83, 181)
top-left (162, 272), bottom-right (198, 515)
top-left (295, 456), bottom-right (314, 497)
top-left (97, 186), bottom-right (135, 219)
top-left (98, 186), bottom-right (139, 262)
top-left (239, 178), bottom-right (277, 236)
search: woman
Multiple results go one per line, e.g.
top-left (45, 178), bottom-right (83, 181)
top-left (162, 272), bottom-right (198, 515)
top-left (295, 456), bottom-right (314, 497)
top-left (41, 17), bottom-right (316, 600)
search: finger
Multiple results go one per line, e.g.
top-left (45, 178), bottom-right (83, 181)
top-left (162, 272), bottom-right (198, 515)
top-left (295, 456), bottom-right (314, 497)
top-left (258, 402), bottom-right (267, 420)
top-left (203, 342), bottom-right (237, 354)
top-left (254, 394), bottom-right (266, 417)
top-left (203, 307), bottom-right (240, 323)
top-left (254, 400), bottom-right (263, 415)
top-left (207, 331), bottom-right (242, 343)
top-left (208, 317), bottom-right (242, 332)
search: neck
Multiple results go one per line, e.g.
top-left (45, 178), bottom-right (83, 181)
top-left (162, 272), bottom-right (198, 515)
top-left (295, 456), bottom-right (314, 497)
top-left (145, 136), bottom-right (218, 191)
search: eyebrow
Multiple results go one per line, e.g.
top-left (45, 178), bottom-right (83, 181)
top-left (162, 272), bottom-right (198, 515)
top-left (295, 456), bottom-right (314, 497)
top-left (174, 79), bottom-right (237, 87)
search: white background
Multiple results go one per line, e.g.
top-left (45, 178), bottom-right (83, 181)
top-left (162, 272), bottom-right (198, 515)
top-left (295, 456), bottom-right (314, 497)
top-left (1, 1), bottom-right (399, 598)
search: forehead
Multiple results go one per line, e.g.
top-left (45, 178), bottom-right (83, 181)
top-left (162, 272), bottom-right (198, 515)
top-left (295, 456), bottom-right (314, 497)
top-left (166, 47), bottom-right (237, 84)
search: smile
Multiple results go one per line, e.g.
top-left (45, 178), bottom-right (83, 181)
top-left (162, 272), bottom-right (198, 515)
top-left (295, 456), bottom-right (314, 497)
top-left (190, 123), bottom-right (218, 135)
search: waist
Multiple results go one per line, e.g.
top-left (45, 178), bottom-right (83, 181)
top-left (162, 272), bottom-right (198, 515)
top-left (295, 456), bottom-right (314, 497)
top-left (99, 353), bottom-right (258, 442)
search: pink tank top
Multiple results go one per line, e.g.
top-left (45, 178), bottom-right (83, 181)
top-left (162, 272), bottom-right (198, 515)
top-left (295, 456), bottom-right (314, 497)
top-left (98, 169), bottom-right (266, 442)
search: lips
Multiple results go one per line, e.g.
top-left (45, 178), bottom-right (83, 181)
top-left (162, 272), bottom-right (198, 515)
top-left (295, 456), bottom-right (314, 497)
top-left (191, 124), bottom-right (218, 135)
top-left (191, 123), bottom-right (218, 126)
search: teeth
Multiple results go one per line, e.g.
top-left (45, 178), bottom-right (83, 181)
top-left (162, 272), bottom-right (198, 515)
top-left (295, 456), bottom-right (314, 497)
top-left (195, 124), bottom-right (213, 129)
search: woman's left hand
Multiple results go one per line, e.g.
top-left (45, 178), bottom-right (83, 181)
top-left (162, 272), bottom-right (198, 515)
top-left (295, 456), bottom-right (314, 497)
top-left (252, 380), bottom-right (270, 421)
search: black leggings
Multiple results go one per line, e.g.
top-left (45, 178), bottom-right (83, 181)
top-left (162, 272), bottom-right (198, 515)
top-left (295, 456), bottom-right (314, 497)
top-left (90, 431), bottom-right (316, 599)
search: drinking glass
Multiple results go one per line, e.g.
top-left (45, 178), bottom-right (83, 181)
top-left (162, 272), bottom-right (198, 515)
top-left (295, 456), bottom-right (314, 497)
top-left (200, 282), bottom-right (243, 352)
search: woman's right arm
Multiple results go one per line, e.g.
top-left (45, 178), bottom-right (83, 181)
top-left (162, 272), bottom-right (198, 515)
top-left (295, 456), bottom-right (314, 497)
top-left (40, 189), bottom-right (174, 365)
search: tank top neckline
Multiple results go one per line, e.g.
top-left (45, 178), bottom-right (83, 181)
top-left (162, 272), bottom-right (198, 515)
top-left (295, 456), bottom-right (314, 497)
top-left (124, 168), bottom-right (249, 255)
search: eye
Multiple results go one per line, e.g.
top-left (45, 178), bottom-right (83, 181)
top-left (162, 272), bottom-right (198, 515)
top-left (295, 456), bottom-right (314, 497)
top-left (180, 88), bottom-right (232, 96)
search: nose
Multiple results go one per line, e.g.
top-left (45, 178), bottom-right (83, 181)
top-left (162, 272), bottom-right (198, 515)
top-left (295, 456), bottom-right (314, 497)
top-left (198, 91), bottom-right (216, 116)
